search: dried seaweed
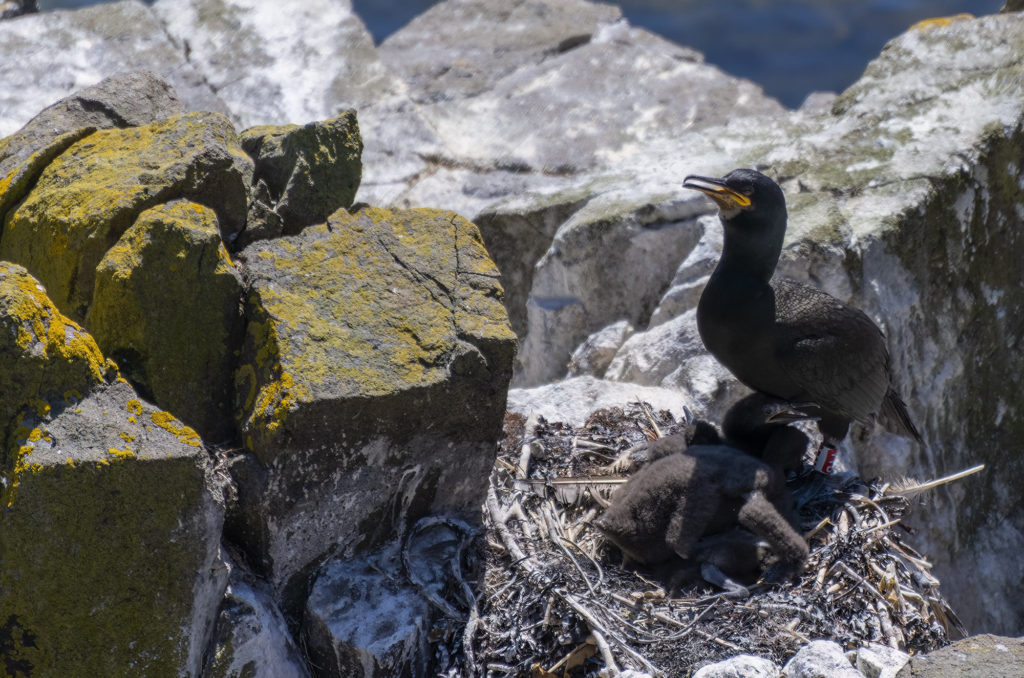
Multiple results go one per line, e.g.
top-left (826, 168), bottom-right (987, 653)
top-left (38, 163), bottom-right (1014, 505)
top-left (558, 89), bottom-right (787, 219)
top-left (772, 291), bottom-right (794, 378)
top-left (437, 405), bottom-right (968, 677)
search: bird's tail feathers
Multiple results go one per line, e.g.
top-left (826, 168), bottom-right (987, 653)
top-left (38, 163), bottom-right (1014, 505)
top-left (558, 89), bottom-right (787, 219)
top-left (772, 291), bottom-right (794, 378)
top-left (880, 388), bottom-right (923, 444)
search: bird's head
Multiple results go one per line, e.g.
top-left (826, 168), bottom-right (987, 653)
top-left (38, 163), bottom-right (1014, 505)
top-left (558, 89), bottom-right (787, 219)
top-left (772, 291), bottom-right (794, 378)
top-left (682, 169), bottom-right (785, 222)
top-left (683, 169), bottom-right (788, 279)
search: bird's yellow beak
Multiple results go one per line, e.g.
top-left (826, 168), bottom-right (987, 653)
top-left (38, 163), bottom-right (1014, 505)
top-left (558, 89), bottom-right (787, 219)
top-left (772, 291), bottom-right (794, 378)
top-left (682, 175), bottom-right (752, 210)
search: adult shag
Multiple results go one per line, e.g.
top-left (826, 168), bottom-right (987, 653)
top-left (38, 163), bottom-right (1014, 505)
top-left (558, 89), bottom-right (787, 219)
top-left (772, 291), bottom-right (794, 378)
top-left (683, 169), bottom-right (922, 462)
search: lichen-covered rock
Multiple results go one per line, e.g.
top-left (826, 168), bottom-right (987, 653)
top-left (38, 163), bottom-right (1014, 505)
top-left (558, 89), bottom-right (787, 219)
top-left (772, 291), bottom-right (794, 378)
top-left (239, 111), bottom-right (363, 240)
top-left (0, 262), bottom-right (114, 433)
top-left (204, 557), bottom-right (311, 678)
top-left (0, 111), bottom-right (253, 321)
top-left (229, 205), bottom-right (516, 603)
top-left (896, 634), bottom-right (1024, 678)
top-left (0, 71), bottom-right (186, 223)
top-left (0, 0), bottom-right (227, 138)
top-left (0, 379), bottom-right (227, 678)
top-left (87, 200), bottom-right (245, 442)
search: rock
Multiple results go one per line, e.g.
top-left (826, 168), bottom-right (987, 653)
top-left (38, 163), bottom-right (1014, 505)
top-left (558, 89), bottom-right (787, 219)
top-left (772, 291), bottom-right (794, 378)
top-left (693, 654), bottom-right (780, 678)
top-left (493, 11), bottom-right (1024, 632)
top-left (515, 192), bottom-right (708, 386)
top-left (228, 206), bottom-right (516, 606)
top-left (604, 309), bottom-right (746, 420)
top-left (301, 550), bottom-right (432, 678)
top-left (0, 262), bottom-right (114, 429)
top-left (150, 0), bottom-right (443, 205)
top-left (782, 640), bottom-right (864, 678)
top-left (506, 375), bottom-right (696, 428)
top-left (301, 519), bottom-right (469, 678)
top-left (647, 214), bottom-right (722, 327)
top-left (239, 111), bottom-right (363, 243)
top-left (0, 71), bottom-right (187, 220)
top-left (896, 634), bottom-right (1024, 678)
top-left (0, 1), bottom-right (226, 137)
top-left (567, 319), bottom-right (635, 378)
top-left (204, 557), bottom-right (311, 678)
top-left (87, 200), bottom-right (246, 442)
top-left (0, 111), bottom-right (253, 320)
top-left (1, 378), bottom-right (227, 678)
top-left (856, 642), bottom-right (909, 678)
top-left (381, 1), bottom-right (782, 175)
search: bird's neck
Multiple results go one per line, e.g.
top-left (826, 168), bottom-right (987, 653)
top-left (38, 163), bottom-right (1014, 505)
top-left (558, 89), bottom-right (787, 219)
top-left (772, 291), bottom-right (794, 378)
top-left (715, 216), bottom-right (784, 284)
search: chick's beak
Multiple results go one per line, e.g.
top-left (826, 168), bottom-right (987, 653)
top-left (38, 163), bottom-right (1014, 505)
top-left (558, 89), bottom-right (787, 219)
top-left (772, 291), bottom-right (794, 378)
top-left (682, 175), bottom-right (752, 210)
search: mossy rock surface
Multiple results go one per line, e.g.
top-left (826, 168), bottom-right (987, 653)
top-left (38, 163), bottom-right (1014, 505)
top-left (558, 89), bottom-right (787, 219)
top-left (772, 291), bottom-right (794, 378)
top-left (235, 205), bottom-right (516, 462)
top-left (0, 262), bottom-right (113, 439)
top-left (1, 380), bottom-right (225, 678)
top-left (88, 200), bottom-right (245, 442)
top-left (0, 111), bottom-right (253, 321)
top-left (240, 110), bottom-right (363, 239)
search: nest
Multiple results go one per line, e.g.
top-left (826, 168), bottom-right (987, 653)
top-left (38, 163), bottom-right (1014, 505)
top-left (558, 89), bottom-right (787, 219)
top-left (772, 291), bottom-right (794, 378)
top-left (450, 403), bottom-right (968, 677)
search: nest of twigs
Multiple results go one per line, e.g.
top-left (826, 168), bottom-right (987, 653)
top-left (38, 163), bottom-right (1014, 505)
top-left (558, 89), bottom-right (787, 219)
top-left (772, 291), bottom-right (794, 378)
top-left (456, 403), bottom-right (967, 677)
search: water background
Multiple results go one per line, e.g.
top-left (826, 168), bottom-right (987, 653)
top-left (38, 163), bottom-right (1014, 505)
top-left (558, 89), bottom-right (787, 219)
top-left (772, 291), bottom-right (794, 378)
top-left (37, 0), bottom-right (1006, 108)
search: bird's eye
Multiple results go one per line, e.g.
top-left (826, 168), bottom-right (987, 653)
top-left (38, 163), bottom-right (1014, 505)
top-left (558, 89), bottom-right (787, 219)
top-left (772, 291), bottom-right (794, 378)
top-left (740, 186), bottom-right (754, 196)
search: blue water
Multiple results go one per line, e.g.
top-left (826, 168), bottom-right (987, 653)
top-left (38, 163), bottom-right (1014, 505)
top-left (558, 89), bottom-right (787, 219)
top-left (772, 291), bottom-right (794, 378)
top-left (37, 0), bottom-right (1007, 108)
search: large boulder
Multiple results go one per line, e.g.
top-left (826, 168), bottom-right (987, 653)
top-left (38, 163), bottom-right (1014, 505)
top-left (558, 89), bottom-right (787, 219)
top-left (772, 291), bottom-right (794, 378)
top-left (87, 200), bottom-right (246, 442)
top-left (0, 1), bottom-right (226, 137)
top-left (0, 266), bottom-right (226, 677)
top-left (0, 111), bottom-right (253, 321)
top-left (228, 205), bottom-right (516, 605)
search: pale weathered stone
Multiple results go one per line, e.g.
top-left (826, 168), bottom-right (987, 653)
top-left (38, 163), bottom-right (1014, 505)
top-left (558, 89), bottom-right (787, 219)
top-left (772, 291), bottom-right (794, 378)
top-left (506, 376), bottom-right (696, 428)
top-left (856, 642), bottom-right (909, 678)
top-left (567, 319), bottom-right (635, 378)
top-left (782, 640), bottom-right (864, 678)
top-left (694, 654), bottom-right (780, 678)
top-left (0, 1), bottom-right (226, 137)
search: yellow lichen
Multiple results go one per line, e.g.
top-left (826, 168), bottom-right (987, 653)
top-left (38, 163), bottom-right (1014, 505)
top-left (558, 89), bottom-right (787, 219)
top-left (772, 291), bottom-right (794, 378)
top-left (119, 432), bottom-right (135, 443)
top-left (106, 447), bottom-right (135, 460)
top-left (126, 399), bottom-right (144, 415)
top-left (150, 411), bottom-right (202, 448)
top-left (911, 14), bottom-right (973, 32)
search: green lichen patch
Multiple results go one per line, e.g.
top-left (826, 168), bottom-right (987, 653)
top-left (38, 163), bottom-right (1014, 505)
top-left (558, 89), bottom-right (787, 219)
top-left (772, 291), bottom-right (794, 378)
top-left (0, 380), bottom-right (223, 677)
top-left (239, 110), bottom-right (363, 236)
top-left (0, 112), bottom-right (253, 321)
top-left (87, 200), bottom-right (246, 442)
top-left (234, 205), bottom-right (516, 463)
top-left (0, 262), bottom-right (114, 448)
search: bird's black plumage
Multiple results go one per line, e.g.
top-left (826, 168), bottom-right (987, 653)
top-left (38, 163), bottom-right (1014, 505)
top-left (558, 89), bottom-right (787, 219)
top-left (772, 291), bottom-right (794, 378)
top-left (683, 169), bottom-right (921, 447)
